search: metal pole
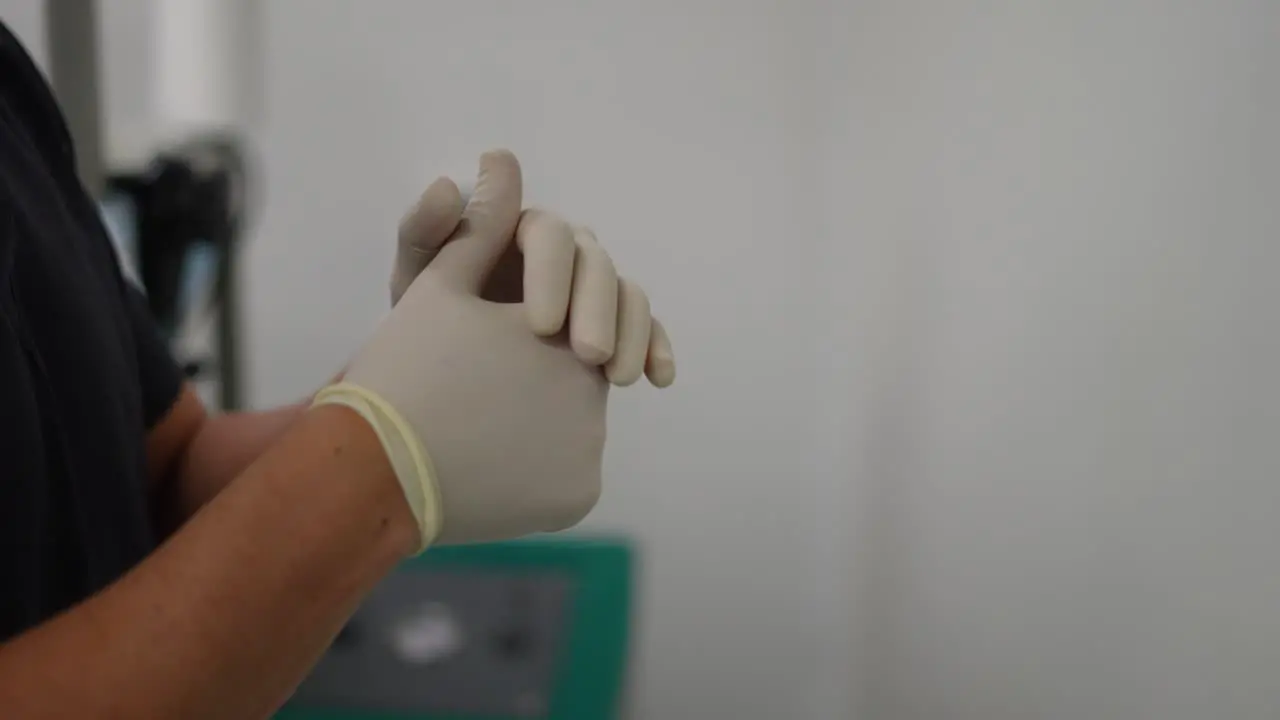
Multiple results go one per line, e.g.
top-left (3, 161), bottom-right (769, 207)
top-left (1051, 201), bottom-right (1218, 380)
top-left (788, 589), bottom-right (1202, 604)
top-left (43, 0), bottom-right (105, 198)
top-left (217, 229), bottom-right (242, 411)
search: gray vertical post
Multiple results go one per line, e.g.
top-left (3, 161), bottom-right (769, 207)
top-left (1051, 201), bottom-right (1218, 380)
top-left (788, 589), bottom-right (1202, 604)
top-left (44, 0), bottom-right (106, 198)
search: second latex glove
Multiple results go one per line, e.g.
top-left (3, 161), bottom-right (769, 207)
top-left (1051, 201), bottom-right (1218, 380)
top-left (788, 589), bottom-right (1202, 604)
top-left (393, 153), bottom-right (676, 387)
top-left (315, 152), bottom-right (607, 547)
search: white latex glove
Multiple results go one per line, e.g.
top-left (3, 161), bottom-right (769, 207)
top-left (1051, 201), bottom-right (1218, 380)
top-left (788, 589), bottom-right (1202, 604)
top-left (314, 151), bottom-right (607, 547)
top-left (392, 154), bottom-right (675, 388)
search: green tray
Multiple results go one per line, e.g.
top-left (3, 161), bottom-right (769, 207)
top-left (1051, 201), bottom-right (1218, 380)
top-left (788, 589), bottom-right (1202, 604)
top-left (277, 535), bottom-right (635, 720)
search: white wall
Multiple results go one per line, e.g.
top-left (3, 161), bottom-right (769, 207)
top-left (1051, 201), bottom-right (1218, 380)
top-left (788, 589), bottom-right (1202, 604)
top-left (247, 2), bottom-right (842, 719)
top-left (837, 2), bottom-right (1280, 718)
top-left (2, 0), bottom-right (253, 166)
top-left (0, 1), bottom-right (44, 62)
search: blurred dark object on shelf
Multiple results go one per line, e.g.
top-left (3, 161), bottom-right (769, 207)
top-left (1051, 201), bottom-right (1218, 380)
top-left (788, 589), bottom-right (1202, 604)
top-left (106, 133), bottom-right (254, 411)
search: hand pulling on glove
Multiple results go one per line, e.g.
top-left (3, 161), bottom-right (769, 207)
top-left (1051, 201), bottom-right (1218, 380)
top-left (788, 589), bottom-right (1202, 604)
top-left (313, 150), bottom-right (671, 549)
top-left (391, 152), bottom-right (675, 388)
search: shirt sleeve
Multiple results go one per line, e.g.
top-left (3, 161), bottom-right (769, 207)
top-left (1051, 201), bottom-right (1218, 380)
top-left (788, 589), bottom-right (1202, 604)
top-left (121, 283), bottom-right (186, 429)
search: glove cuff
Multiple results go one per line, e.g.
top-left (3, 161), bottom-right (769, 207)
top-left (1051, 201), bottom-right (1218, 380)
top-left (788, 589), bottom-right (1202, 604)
top-left (312, 382), bottom-right (442, 552)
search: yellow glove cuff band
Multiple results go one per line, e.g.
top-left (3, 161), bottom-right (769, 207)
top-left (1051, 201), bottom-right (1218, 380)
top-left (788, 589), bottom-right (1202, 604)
top-left (312, 382), bottom-right (442, 552)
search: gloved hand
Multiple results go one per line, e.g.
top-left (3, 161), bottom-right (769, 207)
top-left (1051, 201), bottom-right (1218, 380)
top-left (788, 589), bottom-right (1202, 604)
top-left (313, 151), bottom-right (607, 548)
top-left (392, 152), bottom-right (675, 388)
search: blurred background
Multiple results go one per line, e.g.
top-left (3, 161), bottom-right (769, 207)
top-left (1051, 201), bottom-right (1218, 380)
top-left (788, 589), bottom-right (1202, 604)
top-left (6, 1), bottom-right (1280, 718)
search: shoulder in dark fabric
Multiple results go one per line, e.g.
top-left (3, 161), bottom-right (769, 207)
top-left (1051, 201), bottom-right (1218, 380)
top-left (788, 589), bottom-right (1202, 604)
top-left (0, 20), bottom-right (184, 641)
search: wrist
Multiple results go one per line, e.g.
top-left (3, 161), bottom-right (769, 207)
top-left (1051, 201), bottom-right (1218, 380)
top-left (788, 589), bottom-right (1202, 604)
top-left (311, 382), bottom-right (442, 552)
top-left (303, 404), bottom-right (421, 559)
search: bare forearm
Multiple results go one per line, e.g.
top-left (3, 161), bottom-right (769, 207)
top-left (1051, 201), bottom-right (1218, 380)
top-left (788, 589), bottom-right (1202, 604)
top-left (165, 403), bottom-right (306, 522)
top-left (0, 405), bottom-right (416, 719)
top-left (159, 373), bottom-right (345, 527)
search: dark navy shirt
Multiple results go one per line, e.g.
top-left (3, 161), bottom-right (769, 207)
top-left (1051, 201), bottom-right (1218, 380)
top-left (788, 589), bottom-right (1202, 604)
top-left (0, 21), bottom-right (182, 640)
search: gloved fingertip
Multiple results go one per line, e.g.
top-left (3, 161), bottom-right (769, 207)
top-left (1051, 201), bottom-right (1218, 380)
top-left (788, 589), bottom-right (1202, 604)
top-left (605, 361), bottom-right (644, 387)
top-left (399, 176), bottom-right (466, 250)
top-left (473, 150), bottom-right (522, 203)
top-left (426, 174), bottom-right (465, 205)
top-left (480, 147), bottom-right (519, 168)
top-left (645, 357), bottom-right (676, 388)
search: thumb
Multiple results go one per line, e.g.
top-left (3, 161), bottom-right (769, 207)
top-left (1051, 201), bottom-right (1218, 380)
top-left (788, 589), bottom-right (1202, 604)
top-left (391, 176), bottom-right (466, 305)
top-left (428, 149), bottom-right (523, 294)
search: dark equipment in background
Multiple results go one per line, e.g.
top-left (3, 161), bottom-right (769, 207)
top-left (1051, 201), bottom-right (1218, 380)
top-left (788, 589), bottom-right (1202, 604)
top-left (278, 537), bottom-right (637, 720)
top-left (106, 135), bottom-right (252, 411)
top-left (44, 1), bottom-right (253, 410)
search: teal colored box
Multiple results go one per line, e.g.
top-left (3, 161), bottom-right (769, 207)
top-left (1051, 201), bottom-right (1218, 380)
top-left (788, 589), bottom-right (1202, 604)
top-left (277, 535), bottom-right (635, 720)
